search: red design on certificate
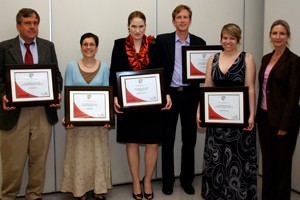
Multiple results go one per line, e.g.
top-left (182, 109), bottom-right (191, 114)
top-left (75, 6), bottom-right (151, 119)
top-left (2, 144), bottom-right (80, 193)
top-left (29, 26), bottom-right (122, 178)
top-left (15, 83), bottom-right (37, 98)
top-left (14, 72), bottom-right (50, 98)
top-left (188, 53), bottom-right (207, 76)
top-left (71, 93), bottom-right (106, 120)
top-left (208, 94), bottom-right (240, 121)
top-left (124, 76), bottom-right (158, 104)
top-left (208, 104), bottom-right (227, 119)
top-left (190, 61), bottom-right (205, 75)
top-left (126, 88), bottom-right (146, 103)
top-left (73, 102), bottom-right (94, 118)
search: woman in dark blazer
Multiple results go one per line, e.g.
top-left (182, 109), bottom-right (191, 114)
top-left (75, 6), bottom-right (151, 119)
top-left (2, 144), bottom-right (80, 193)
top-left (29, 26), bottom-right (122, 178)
top-left (256, 19), bottom-right (300, 200)
top-left (109, 11), bottom-right (171, 200)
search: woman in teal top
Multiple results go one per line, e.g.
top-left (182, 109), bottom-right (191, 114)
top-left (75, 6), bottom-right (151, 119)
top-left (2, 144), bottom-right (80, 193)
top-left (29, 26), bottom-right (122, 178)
top-left (64, 59), bottom-right (109, 86)
top-left (61, 33), bottom-right (111, 200)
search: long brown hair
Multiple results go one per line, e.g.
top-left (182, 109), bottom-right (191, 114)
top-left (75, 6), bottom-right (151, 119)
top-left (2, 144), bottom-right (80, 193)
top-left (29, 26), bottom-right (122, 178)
top-left (128, 11), bottom-right (146, 26)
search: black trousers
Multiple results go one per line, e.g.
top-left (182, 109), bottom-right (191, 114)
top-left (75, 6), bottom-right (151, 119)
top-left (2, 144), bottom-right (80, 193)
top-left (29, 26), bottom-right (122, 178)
top-left (162, 86), bottom-right (199, 187)
top-left (257, 109), bottom-right (299, 200)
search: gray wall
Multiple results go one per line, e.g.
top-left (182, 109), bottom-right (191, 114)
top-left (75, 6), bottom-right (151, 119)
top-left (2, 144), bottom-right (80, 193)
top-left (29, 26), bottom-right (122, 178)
top-left (0, 0), bottom-right (265, 195)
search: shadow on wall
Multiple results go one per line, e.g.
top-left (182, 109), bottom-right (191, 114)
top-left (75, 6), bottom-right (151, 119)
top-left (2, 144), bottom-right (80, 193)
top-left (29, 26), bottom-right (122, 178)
top-left (0, 132), bottom-right (2, 199)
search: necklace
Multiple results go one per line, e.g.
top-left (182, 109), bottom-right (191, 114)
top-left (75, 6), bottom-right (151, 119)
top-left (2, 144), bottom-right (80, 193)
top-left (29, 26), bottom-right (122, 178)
top-left (82, 59), bottom-right (96, 68)
top-left (272, 50), bottom-right (284, 62)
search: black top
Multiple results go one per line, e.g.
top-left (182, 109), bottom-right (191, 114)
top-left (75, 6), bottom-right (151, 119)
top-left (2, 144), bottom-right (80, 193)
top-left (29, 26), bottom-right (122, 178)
top-left (109, 37), bottom-right (165, 144)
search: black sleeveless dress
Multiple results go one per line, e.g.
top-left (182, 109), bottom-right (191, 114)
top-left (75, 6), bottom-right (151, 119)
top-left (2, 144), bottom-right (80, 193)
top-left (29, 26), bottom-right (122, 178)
top-left (201, 52), bottom-right (257, 200)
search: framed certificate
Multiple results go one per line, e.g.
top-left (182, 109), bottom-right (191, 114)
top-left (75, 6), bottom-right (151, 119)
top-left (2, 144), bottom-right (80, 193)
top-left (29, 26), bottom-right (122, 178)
top-left (6, 64), bottom-right (59, 106)
top-left (199, 87), bottom-right (249, 128)
top-left (116, 68), bottom-right (165, 110)
top-left (182, 45), bottom-right (223, 83)
top-left (64, 86), bottom-right (114, 126)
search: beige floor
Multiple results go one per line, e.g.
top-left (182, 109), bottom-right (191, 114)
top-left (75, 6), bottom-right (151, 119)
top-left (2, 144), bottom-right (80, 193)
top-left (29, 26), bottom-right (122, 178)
top-left (16, 175), bottom-right (300, 200)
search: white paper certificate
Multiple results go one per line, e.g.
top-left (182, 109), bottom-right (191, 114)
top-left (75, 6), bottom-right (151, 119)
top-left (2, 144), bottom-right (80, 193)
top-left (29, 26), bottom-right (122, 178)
top-left (187, 51), bottom-right (217, 78)
top-left (70, 91), bottom-right (110, 122)
top-left (121, 74), bottom-right (162, 107)
top-left (182, 45), bottom-right (223, 83)
top-left (199, 87), bottom-right (248, 127)
top-left (204, 92), bottom-right (244, 124)
top-left (10, 69), bottom-right (54, 102)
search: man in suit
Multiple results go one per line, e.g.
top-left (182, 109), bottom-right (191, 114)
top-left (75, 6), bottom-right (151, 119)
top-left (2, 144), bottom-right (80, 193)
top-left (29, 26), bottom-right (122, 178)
top-left (0, 8), bottom-right (62, 200)
top-left (157, 4), bottom-right (206, 195)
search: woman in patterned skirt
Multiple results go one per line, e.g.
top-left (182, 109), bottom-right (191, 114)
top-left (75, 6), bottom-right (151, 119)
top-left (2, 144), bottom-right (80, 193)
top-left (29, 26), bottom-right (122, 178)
top-left (197, 23), bottom-right (257, 200)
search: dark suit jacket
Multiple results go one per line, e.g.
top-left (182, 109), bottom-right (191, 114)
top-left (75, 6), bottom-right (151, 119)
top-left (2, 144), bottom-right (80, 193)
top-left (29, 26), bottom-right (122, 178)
top-left (109, 37), bottom-right (165, 97)
top-left (257, 47), bottom-right (300, 132)
top-left (156, 32), bottom-right (206, 88)
top-left (0, 36), bottom-right (63, 131)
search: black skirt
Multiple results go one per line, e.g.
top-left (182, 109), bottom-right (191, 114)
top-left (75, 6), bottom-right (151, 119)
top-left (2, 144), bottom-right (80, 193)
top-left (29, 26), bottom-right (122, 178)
top-left (116, 108), bottom-right (163, 144)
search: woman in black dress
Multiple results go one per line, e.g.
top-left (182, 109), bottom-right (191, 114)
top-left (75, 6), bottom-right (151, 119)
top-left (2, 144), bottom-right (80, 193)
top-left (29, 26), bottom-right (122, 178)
top-left (109, 11), bottom-right (171, 200)
top-left (197, 23), bottom-right (257, 200)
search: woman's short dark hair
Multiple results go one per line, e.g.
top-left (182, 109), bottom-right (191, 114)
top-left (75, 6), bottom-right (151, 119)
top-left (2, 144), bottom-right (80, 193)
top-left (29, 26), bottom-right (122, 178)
top-left (80, 33), bottom-right (99, 47)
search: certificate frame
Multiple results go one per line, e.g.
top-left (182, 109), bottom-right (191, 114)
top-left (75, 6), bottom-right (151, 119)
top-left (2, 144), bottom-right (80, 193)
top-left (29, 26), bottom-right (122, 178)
top-left (5, 64), bottom-right (59, 106)
top-left (116, 68), bottom-right (165, 110)
top-left (64, 86), bottom-right (114, 126)
top-left (199, 86), bottom-right (249, 128)
top-left (182, 45), bottom-right (223, 83)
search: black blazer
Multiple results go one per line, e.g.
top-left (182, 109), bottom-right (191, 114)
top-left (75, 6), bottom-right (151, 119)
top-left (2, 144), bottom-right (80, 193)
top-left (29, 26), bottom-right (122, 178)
top-left (156, 32), bottom-right (206, 88)
top-left (256, 47), bottom-right (300, 132)
top-left (0, 36), bottom-right (63, 131)
top-left (109, 37), bottom-right (165, 97)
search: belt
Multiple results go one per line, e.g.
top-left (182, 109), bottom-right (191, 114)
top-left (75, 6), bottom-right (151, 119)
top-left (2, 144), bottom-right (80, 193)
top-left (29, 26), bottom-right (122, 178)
top-left (176, 86), bottom-right (184, 91)
top-left (171, 86), bottom-right (188, 92)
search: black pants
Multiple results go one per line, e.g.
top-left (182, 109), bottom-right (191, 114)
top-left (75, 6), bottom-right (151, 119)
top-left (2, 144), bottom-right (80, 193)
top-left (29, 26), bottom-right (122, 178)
top-left (257, 109), bottom-right (299, 200)
top-left (162, 86), bottom-right (199, 187)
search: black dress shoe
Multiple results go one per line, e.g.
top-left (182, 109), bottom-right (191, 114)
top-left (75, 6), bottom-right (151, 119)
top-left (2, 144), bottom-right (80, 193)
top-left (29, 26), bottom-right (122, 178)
top-left (162, 185), bottom-right (173, 195)
top-left (181, 184), bottom-right (195, 195)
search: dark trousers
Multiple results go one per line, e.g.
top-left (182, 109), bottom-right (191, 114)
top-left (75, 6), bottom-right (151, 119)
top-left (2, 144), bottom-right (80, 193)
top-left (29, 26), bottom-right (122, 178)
top-left (257, 109), bottom-right (299, 200)
top-left (162, 86), bottom-right (199, 187)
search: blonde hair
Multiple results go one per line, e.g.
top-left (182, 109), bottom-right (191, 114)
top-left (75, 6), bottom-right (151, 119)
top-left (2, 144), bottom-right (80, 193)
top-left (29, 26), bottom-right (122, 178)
top-left (220, 23), bottom-right (242, 43)
top-left (269, 19), bottom-right (290, 38)
top-left (269, 19), bottom-right (291, 46)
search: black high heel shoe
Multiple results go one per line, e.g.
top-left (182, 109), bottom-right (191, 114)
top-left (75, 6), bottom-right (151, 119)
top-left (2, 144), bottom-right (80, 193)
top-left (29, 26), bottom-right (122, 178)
top-left (144, 192), bottom-right (154, 200)
top-left (142, 177), bottom-right (154, 200)
top-left (132, 179), bottom-right (143, 200)
top-left (132, 192), bottom-right (143, 200)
